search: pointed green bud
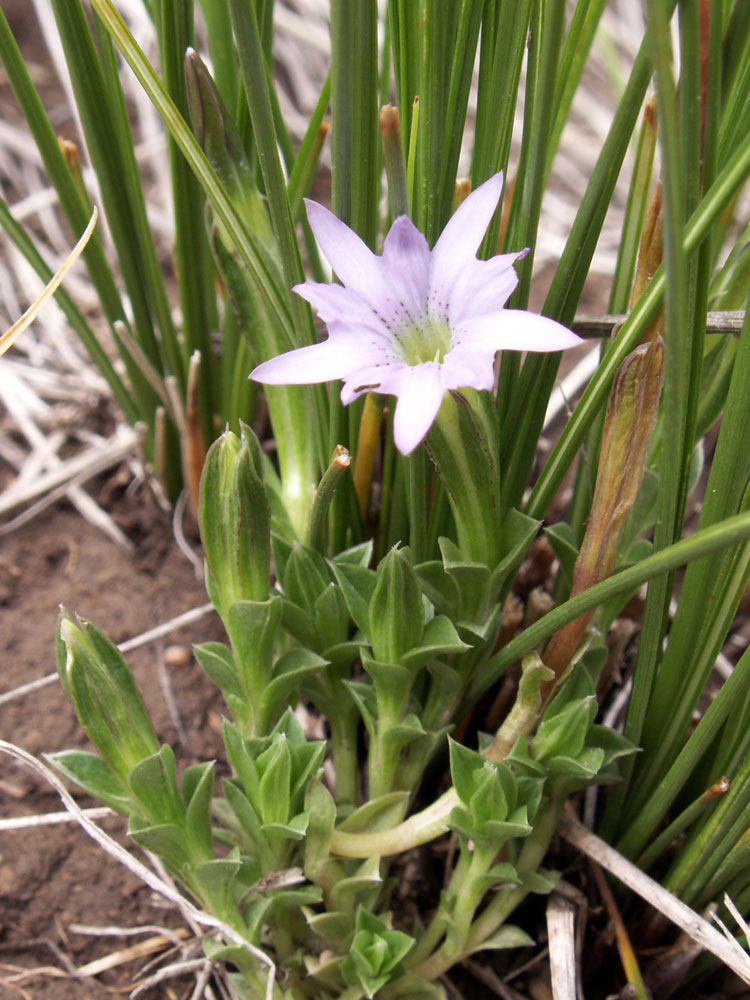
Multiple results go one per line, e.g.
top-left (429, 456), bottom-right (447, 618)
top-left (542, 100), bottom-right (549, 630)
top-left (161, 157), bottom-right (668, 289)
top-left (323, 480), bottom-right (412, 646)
top-left (199, 425), bottom-right (271, 614)
top-left (58, 612), bottom-right (159, 784)
top-left (184, 48), bottom-right (273, 243)
top-left (368, 548), bottom-right (424, 664)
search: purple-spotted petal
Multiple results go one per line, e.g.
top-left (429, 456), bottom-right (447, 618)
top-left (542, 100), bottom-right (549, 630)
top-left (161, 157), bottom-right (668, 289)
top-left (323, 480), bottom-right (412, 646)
top-left (428, 173), bottom-right (504, 312)
top-left (455, 310), bottom-right (584, 354)
top-left (381, 216), bottom-right (431, 318)
top-left (306, 201), bottom-right (414, 329)
top-left (294, 280), bottom-right (389, 336)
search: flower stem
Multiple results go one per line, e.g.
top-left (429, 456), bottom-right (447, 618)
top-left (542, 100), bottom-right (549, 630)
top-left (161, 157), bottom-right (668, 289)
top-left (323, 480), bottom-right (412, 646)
top-left (427, 391), bottom-right (502, 567)
top-left (353, 394), bottom-right (383, 523)
top-left (331, 787), bottom-right (457, 858)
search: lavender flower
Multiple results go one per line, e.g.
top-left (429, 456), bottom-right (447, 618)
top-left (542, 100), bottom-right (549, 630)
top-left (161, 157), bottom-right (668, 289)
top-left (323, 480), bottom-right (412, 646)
top-left (251, 173), bottom-right (582, 455)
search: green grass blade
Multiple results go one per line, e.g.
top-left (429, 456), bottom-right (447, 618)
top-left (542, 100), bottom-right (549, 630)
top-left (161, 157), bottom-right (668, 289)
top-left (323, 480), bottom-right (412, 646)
top-left (500, 26), bottom-right (658, 513)
top-left (50, 0), bottom-right (170, 372)
top-left (197, 0), bottom-right (240, 112)
top-left (608, 98), bottom-right (657, 313)
top-left (152, 0), bottom-right (217, 441)
top-left (619, 302), bottom-right (750, 823)
top-left (524, 122), bottom-right (750, 523)
top-left (544, 0), bottom-right (608, 182)
top-left (0, 199), bottom-right (138, 423)
top-left (89, 0), bottom-right (294, 348)
top-left (0, 7), bottom-right (123, 329)
top-left (329, 0), bottom-right (380, 248)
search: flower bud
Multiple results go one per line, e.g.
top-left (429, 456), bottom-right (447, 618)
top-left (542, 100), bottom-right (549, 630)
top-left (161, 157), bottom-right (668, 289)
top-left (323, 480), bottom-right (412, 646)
top-left (199, 424), bottom-right (271, 614)
top-left (58, 612), bottom-right (159, 783)
top-left (184, 48), bottom-right (273, 244)
top-left (368, 547), bottom-right (424, 664)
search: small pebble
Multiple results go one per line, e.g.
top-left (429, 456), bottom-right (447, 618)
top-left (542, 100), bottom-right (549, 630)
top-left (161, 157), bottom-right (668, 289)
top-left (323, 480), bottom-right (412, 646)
top-left (164, 644), bottom-right (190, 668)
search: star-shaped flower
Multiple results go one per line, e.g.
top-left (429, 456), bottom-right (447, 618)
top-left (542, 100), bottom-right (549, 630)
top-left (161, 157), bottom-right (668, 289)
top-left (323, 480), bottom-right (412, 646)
top-left (251, 173), bottom-right (582, 454)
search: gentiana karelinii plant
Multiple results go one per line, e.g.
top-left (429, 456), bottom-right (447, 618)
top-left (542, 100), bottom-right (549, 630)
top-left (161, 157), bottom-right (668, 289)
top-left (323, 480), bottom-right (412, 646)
top-left (4, 0), bottom-right (750, 997)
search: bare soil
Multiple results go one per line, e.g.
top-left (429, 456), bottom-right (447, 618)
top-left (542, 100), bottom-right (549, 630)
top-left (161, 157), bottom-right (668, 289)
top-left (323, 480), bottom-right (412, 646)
top-left (0, 481), bottom-right (226, 998)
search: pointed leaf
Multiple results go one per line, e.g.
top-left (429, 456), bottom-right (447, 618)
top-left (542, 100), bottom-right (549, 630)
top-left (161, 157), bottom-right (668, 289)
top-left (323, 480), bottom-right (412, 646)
top-left (331, 560), bottom-right (377, 636)
top-left (49, 749), bottom-right (132, 814)
top-left (193, 641), bottom-right (243, 699)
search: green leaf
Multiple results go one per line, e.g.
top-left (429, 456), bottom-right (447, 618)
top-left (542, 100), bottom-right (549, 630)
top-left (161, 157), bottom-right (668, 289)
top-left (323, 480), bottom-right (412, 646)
top-left (587, 725), bottom-right (638, 766)
top-left (283, 543), bottom-right (331, 617)
top-left (258, 738), bottom-right (291, 826)
top-left (303, 908), bottom-right (352, 944)
top-left (341, 906), bottom-right (414, 998)
top-left (474, 862), bottom-right (521, 890)
top-left (129, 819), bottom-right (190, 875)
top-left (48, 750), bottom-right (132, 814)
top-left (521, 870), bottom-right (560, 894)
top-left (401, 615), bottom-right (470, 670)
top-left (259, 648), bottom-right (328, 728)
top-left (470, 770), bottom-right (509, 827)
top-left (544, 522), bottom-right (579, 589)
top-left (304, 778), bottom-right (338, 886)
top-left (314, 583), bottom-right (350, 648)
top-left (369, 548), bottom-right (424, 664)
top-left (448, 738), bottom-right (485, 807)
top-left (415, 560), bottom-right (459, 617)
top-left (183, 761), bottom-right (215, 861)
top-left (331, 561), bottom-right (377, 636)
top-left (438, 536), bottom-right (492, 620)
top-left (59, 614), bottom-right (159, 782)
top-left (546, 748), bottom-right (605, 781)
top-left (226, 596), bottom-right (283, 696)
top-left (332, 539), bottom-right (374, 567)
top-left (491, 507), bottom-right (542, 595)
top-left (361, 656), bottom-right (413, 720)
top-left (262, 811), bottom-right (309, 842)
top-left (194, 857), bottom-right (242, 923)
top-left (533, 696), bottom-right (597, 763)
top-left (330, 857), bottom-right (383, 912)
top-left (336, 792), bottom-right (410, 835)
top-left (193, 642), bottom-right (243, 700)
top-left (223, 779), bottom-right (264, 855)
top-left (468, 924), bottom-right (534, 954)
top-left (128, 745), bottom-right (184, 827)
top-left (344, 680), bottom-right (378, 734)
top-left (223, 720), bottom-right (260, 806)
top-left (279, 598), bottom-right (321, 650)
top-left (382, 714), bottom-right (428, 755)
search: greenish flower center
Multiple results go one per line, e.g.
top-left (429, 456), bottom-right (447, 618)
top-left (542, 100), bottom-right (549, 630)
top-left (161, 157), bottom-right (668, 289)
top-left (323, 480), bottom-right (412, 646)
top-left (398, 316), bottom-right (453, 366)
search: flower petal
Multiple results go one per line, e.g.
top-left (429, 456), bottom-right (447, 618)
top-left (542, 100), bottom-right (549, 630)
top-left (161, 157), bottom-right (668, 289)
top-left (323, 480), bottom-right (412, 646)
top-left (381, 216), bottom-right (431, 319)
top-left (427, 172), bottom-right (504, 314)
top-left (251, 335), bottom-right (385, 385)
top-left (339, 357), bottom-right (404, 403)
top-left (294, 280), bottom-right (389, 336)
top-left (454, 310), bottom-right (583, 354)
top-left (305, 200), bottom-right (381, 292)
top-left (447, 251), bottom-right (525, 324)
top-left (441, 345), bottom-right (497, 392)
top-left (305, 201), bottom-right (414, 329)
top-left (386, 363), bottom-right (446, 454)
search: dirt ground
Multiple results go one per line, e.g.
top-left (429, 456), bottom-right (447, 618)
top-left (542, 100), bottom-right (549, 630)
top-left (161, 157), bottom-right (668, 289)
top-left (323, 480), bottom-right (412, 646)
top-left (0, 481), bottom-right (227, 998)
